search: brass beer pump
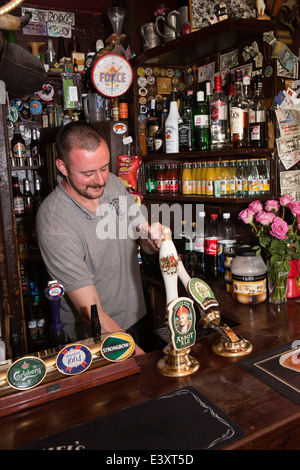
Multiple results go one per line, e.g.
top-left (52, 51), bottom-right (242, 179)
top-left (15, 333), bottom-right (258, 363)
top-left (157, 227), bottom-right (252, 377)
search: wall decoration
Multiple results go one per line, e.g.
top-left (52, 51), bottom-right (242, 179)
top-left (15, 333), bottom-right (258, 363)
top-left (189, 0), bottom-right (257, 31)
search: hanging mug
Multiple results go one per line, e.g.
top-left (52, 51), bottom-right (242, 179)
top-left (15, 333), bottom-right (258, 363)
top-left (83, 93), bottom-right (105, 122)
top-left (154, 10), bottom-right (181, 43)
top-left (140, 22), bottom-right (161, 51)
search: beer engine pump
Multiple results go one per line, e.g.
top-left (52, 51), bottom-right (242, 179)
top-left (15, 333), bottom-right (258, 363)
top-left (157, 227), bottom-right (252, 377)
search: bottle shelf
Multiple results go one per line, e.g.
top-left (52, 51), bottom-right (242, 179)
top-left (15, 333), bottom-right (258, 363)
top-left (143, 193), bottom-right (271, 204)
top-left (143, 148), bottom-right (274, 162)
top-left (131, 19), bottom-right (275, 67)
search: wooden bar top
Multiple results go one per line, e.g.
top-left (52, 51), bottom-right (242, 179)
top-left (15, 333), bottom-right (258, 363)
top-left (0, 279), bottom-right (300, 450)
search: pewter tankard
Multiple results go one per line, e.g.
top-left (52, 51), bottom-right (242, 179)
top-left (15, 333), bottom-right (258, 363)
top-left (140, 22), bottom-right (161, 51)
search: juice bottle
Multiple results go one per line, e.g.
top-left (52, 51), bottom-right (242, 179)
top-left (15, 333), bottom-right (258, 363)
top-left (196, 162), bottom-right (202, 195)
top-left (205, 161), bottom-right (216, 196)
top-left (157, 164), bottom-right (167, 194)
top-left (214, 160), bottom-right (221, 198)
top-left (169, 163), bottom-right (179, 193)
top-left (201, 161), bottom-right (207, 195)
top-left (220, 160), bottom-right (230, 196)
top-left (191, 162), bottom-right (198, 195)
top-left (229, 160), bottom-right (236, 195)
top-left (181, 163), bottom-right (193, 195)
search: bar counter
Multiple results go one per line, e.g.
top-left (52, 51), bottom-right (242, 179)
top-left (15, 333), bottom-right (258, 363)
top-left (0, 278), bottom-right (300, 451)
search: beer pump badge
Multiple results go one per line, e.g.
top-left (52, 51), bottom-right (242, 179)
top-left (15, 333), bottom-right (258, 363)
top-left (101, 332), bottom-right (135, 362)
top-left (56, 344), bottom-right (92, 375)
top-left (188, 278), bottom-right (219, 310)
top-left (91, 53), bottom-right (133, 97)
top-left (168, 297), bottom-right (196, 351)
top-left (45, 281), bottom-right (65, 300)
top-left (7, 357), bottom-right (47, 390)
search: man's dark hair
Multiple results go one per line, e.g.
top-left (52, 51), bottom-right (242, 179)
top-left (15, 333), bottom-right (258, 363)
top-left (56, 121), bottom-right (106, 165)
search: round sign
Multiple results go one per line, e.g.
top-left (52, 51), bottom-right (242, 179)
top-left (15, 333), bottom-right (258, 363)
top-left (56, 344), bottom-right (92, 375)
top-left (91, 53), bottom-right (133, 98)
top-left (101, 333), bottom-right (135, 362)
top-left (7, 357), bottom-right (47, 390)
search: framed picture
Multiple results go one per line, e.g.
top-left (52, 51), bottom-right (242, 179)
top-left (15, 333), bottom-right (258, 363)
top-left (189, 0), bottom-right (257, 31)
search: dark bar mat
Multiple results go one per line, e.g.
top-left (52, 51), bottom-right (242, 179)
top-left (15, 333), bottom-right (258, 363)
top-left (238, 341), bottom-right (300, 406)
top-left (18, 386), bottom-right (244, 450)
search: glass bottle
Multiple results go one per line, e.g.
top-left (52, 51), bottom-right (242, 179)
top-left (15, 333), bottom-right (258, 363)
top-left (258, 158), bottom-right (270, 196)
top-left (195, 162), bottom-right (202, 195)
top-left (12, 176), bottom-right (25, 216)
top-left (157, 164), bottom-right (168, 194)
top-left (23, 177), bottom-right (33, 215)
top-left (209, 75), bottom-right (229, 149)
top-left (205, 161), bottom-right (216, 196)
top-left (181, 163), bottom-right (193, 195)
top-left (191, 91), bottom-right (210, 150)
top-left (249, 74), bottom-right (268, 148)
top-left (11, 124), bottom-right (26, 166)
top-left (146, 99), bottom-right (160, 155)
top-left (230, 69), bottom-right (250, 148)
top-left (191, 162), bottom-right (197, 195)
top-left (18, 223), bottom-right (29, 260)
top-left (145, 164), bottom-right (154, 194)
top-left (179, 90), bottom-right (193, 152)
top-left (242, 159), bottom-right (249, 197)
top-left (119, 94), bottom-right (129, 120)
top-left (204, 213), bottom-right (219, 279)
top-left (112, 97), bottom-right (119, 121)
top-left (30, 129), bottom-right (40, 166)
top-left (169, 163), bottom-right (179, 194)
top-left (152, 164), bottom-right (158, 193)
top-left (229, 160), bottom-right (236, 195)
top-left (214, 160), bottom-right (221, 197)
top-left (165, 91), bottom-right (181, 154)
top-left (33, 173), bottom-right (43, 212)
top-left (235, 160), bottom-right (244, 197)
top-left (194, 211), bottom-right (206, 274)
top-left (220, 160), bottom-right (230, 196)
top-left (45, 39), bottom-right (57, 65)
top-left (155, 96), bottom-right (168, 154)
top-left (200, 161), bottom-right (207, 195)
top-left (247, 159), bottom-right (260, 196)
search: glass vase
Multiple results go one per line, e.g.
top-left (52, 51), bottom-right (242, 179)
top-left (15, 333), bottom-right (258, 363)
top-left (267, 260), bottom-right (289, 304)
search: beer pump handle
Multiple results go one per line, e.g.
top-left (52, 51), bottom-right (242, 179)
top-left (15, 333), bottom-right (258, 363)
top-left (159, 227), bottom-right (179, 306)
top-left (45, 281), bottom-right (65, 348)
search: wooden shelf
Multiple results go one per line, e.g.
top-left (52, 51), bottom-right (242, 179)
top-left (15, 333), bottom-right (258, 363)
top-left (143, 193), bottom-right (271, 204)
top-left (131, 19), bottom-right (276, 67)
top-left (143, 148), bottom-right (274, 163)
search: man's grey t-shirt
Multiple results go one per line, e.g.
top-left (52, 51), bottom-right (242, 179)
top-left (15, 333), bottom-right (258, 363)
top-left (36, 173), bottom-right (146, 337)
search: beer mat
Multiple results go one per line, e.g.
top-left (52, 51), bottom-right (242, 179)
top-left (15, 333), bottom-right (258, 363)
top-left (18, 386), bottom-right (244, 450)
top-left (238, 342), bottom-right (300, 406)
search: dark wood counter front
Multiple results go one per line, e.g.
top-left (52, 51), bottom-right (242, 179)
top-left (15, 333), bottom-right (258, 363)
top-left (0, 281), bottom-right (300, 450)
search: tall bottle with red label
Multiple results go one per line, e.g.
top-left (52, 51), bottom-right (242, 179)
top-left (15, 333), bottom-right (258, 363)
top-left (204, 213), bottom-right (219, 279)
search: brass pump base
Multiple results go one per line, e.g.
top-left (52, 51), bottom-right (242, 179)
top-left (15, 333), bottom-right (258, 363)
top-left (212, 335), bottom-right (252, 357)
top-left (157, 343), bottom-right (199, 377)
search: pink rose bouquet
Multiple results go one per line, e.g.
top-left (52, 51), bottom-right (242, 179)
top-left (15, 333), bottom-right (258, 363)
top-left (239, 195), bottom-right (300, 302)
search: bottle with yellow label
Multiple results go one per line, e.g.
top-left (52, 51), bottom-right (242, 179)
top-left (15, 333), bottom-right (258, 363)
top-left (191, 162), bottom-right (197, 194)
top-left (205, 161), bottom-right (216, 196)
top-left (196, 162), bottom-right (202, 195)
top-left (220, 160), bottom-right (230, 196)
top-left (181, 163), bottom-right (193, 195)
top-left (200, 161), bottom-right (207, 195)
top-left (229, 160), bottom-right (236, 195)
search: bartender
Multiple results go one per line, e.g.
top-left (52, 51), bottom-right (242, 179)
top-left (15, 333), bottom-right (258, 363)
top-left (36, 121), bottom-right (163, 355)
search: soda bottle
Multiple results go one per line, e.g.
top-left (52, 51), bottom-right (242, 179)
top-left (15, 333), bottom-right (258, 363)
top-left (217, 213), bottom-right (236, 273)
top-left (204, 213), bottom-right (219, 279)
top-left (193, 211), bottom-right (206, 274)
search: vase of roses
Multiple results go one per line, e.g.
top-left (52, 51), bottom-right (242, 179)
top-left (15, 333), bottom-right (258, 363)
top-left (238, 195), bottom-right (300, 304)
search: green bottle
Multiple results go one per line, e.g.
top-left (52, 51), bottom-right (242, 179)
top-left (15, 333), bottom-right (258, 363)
top-left (191, 91), bottom-right (211, 150)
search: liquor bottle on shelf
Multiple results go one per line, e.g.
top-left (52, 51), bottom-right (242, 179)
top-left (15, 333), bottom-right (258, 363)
top-left (165, 91), bottom-right (181, 154)
top-left (204, 213), bottom-right (219, 279)
top-left (178, 90), bottom-right (193, 152)
top-left (11, 123), bottom-right (26, 166)
top-left (154, 96), bottom-right (168, 154)
top-left (12, 176), bottom-right (25, 216)
top-left (249, 74), bottom-right (268, 148)
top-left (209, 75), bottom-right (229, 149)
top-left (119, 94), bottom-right (129, 121)
top-left (18, 223), bottom-right (29, 260)
top-left (146, 99), bottom-right (160, 155)
top-left (33, 173), bottom-right (43, 212)
top-left (23, 177), bottom-right (33, 215)
top-left (30, 129), bottom-right (41, 166)
top-left (58, 37), bottom-right (67, 61)
top-left (191, 91), bottom-right (210, 150)
top-left (229, 69), bottom-right (250, 148)
top-left (145, 164), bottom-right (154, 194)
